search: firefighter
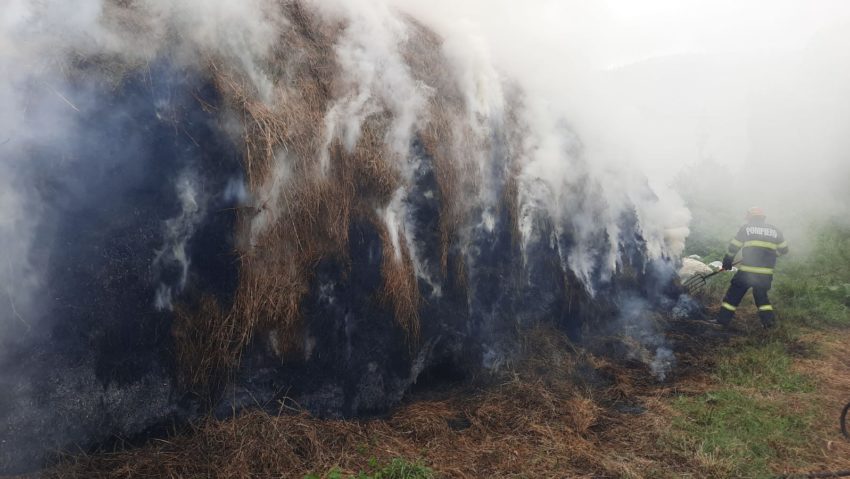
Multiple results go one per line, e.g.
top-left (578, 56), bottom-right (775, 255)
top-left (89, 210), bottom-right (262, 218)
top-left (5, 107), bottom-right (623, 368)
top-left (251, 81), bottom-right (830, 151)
top-left (717, 207), bottom-right (789, 328)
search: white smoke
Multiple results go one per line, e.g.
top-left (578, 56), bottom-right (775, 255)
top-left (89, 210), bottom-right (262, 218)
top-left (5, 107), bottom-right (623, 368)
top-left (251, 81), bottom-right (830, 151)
top-left (299, 0), bottom-right (689, 297)
top-left (249, 151), bottom-right (292, 245)
top-left (0, 1), bottom-right (95, 340)
top-left (7, 2), bottom-right (850, 469)
top-left (387, 0), bottom-right (850, 256)
top-left (306, 0), bottom-right (453, 297)
top-left (311, 0), bottom-right (429, 166)
top-left (389, 0), bottom-right (694, 264)
top-left (1, 5), bottom-right (289, 470)
top-left (651, 347), bottom-right (675, 382)
top-left (153, 173), bottom-right (204, 311)
top-left (3, 0), bottom-right (848, 319)
top-left (0, 179), bottom-right (38, 337)
top-left (617, 294), bottom-right (677, 381)
top-left (140, 0), bottom-right (286, 101)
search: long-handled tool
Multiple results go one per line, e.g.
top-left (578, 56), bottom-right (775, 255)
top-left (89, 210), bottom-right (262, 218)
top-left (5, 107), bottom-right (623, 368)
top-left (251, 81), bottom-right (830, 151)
top-left (683, 261), bottom-right (741, 294)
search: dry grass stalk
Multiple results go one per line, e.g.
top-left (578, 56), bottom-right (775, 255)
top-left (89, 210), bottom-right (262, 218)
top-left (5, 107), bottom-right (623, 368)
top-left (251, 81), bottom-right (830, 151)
top-left (377, 218), bottom-right (422, 344)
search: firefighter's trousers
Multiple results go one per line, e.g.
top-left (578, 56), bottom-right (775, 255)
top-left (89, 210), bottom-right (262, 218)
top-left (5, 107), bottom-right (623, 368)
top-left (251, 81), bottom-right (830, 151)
top-left (718, 271), bottom-right (775, 327)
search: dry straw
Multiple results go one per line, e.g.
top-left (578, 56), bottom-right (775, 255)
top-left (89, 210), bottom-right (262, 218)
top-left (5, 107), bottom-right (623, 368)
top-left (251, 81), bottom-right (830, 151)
top-left (158, 1), bottom-right (489, 393)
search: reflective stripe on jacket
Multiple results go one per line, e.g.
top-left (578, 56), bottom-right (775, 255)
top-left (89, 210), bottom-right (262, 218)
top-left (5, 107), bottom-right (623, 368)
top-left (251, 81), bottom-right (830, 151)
top-left (726, 222), bottom-right (788, 275)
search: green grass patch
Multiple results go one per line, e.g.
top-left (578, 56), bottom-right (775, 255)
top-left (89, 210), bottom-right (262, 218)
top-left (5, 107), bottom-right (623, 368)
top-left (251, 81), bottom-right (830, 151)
top-left (305, 458), bottom-right (435, 479)
top-left (771, 225), bottom-right (850, 327)
top-left (771, 225), bottom-right (850, 326)
top-left (670, 390), bottom-right (811, 478)
top-left (715, 341), bottom-right (813, 393)
top-left (773, 274), bottom-right (850, 327)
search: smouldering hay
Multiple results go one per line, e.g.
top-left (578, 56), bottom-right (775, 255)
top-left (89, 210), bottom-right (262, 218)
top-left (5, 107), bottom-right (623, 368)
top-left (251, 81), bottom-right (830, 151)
top-left (402, 19), bottom-right (479, 278)
top-left (158, 0), bottom-right (522, 396)
top-left (158, 1), bottom-right (346, 394)
top-left (466, 328), bottom-right (602, 444)
top-left (416, 93), bottom-right (487, 295)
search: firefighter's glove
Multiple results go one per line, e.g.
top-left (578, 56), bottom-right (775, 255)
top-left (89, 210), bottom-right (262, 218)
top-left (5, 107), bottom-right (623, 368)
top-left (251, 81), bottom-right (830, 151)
top-left (721, 255), bottom-right (733, 271)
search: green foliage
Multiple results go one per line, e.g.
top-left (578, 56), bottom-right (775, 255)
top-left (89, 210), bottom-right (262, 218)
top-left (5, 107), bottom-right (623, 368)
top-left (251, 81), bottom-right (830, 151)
top-left (305, 458), bottom-right (434, 479)
top-left (772, 225), bottom-right (850, 327)
top-left (715, 341), bottom-right (812, 393)
top-left (684, 236), bottom-right (728, 264)
top-left (794, 225), bottom-right (850, 283)
top-left (670, 390), bottom-right (811, 478)
top-left (356, 458), bottom-right (434, 479)
top-left (773, 276), bottom-right (850, 326)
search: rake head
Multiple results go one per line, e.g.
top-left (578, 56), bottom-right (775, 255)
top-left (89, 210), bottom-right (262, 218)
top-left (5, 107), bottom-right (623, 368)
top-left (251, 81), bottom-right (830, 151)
top-left (682, 261), bottom-right (740, 295)
top-left (683, 273), bottom-right (710, 294)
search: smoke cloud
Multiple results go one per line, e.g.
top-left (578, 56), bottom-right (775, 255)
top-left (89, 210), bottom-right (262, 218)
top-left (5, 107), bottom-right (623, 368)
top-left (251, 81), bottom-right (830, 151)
top-left (387, 0), bottom-right (850, 248)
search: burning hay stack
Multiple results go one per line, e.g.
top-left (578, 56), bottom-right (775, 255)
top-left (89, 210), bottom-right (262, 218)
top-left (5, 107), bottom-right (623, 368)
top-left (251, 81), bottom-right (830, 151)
top-left (0, 0), bottom-right (690, 473)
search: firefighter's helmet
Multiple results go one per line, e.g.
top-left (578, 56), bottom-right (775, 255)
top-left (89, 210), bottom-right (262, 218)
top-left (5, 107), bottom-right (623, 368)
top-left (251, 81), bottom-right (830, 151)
top-left (746, 206), bottom-right (766, 220)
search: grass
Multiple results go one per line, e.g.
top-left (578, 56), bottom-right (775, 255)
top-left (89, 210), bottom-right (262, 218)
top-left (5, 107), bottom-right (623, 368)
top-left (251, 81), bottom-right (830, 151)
top-left (669, 390), bottom-right (811, 478)
top-left (773, 272), bottom-right (850, 327)
top-left (305, 458), bottom-right (434, 479)
top-left (715, 340), bottom-right (813, 393)
top-left (667, 328), bottom-right (816, 478)
top-left (773, 226), bottom-right (850, 327)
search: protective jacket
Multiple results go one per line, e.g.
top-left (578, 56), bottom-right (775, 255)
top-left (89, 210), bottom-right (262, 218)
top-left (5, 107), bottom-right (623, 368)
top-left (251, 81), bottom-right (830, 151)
top-left (723, 222), bottom-right (789, 286)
